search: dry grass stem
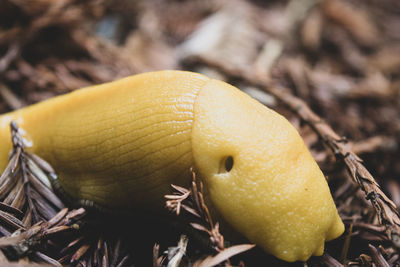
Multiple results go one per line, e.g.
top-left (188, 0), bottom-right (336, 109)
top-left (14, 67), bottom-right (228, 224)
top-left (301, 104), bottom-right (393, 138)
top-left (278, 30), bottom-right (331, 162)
top-left (164, 169), bottom-right (254, 266)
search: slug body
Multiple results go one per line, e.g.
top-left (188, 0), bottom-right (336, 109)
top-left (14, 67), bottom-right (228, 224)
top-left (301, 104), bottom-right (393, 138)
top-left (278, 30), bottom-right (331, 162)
top-left (0, 71), bottom-right (344, 262)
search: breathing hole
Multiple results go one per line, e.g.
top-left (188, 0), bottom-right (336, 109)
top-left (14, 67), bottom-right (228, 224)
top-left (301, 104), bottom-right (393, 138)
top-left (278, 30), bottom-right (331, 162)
top-left (219, 156), bottom-right (234, 173)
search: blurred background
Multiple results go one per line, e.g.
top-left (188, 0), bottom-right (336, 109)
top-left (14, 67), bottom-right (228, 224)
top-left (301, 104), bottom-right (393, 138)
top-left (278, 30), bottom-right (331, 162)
top-left (0, 0), bottom-right (399, 266)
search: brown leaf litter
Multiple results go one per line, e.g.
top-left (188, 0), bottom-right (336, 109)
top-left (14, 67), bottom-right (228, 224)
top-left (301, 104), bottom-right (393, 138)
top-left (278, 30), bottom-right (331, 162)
top-left (0, 0), bottom-right (399, 266)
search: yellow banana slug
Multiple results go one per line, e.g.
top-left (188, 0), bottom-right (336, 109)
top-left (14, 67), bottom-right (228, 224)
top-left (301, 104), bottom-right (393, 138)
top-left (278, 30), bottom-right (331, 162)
top-left (0, 70), bottom-right (344, 262)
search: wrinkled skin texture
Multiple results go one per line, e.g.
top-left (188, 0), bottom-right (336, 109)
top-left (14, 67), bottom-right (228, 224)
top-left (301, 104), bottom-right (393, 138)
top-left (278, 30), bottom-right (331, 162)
top-left (0, 71), bottom-right (344, 262)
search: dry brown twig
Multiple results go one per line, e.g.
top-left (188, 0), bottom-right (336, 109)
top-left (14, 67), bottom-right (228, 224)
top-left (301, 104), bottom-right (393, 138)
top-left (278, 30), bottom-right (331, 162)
top-left (0, 122), bottom-right (133, 266)
top-left (166, 170), bottom-right (225, 252)
top-left (154, 235), bottom-right (189, 267)
top-left (164, 169), bottom-right (254, 267)
top-left (0, 121), bottom-right (65, 230)
top-left (185, 54), bottom-right (400, 250)
top-left (0, 207), bottom-right (86, 267)
top-left (0, 122), bottom-right (84, 264)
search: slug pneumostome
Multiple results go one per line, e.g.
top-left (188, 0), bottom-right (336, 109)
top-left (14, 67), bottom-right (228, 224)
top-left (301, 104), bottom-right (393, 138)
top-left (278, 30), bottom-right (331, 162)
top-left (0, 70), bottom-right (344, 262)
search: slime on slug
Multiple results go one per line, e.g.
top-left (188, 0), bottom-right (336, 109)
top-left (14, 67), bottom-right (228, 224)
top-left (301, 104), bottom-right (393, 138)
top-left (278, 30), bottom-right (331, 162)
top-left (0, 70), bottom-right (344, 262)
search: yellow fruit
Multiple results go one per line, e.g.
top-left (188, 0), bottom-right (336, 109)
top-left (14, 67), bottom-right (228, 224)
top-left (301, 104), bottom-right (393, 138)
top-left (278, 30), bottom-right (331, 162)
top-left (0, 70), bottom-right (344, 262)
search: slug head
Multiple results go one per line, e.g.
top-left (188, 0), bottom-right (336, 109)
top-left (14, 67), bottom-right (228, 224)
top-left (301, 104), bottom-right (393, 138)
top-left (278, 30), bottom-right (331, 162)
top-left (191, 80), bottom-right (344, 262)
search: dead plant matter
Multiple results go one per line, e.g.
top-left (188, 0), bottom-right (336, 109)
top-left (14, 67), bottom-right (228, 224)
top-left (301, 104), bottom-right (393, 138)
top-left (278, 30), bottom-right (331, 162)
top-left (0, 0), bottom-right (399, 266)
top-left (164, 169), bottom-right (255, 266)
